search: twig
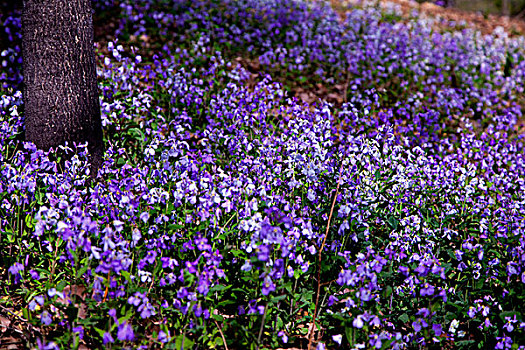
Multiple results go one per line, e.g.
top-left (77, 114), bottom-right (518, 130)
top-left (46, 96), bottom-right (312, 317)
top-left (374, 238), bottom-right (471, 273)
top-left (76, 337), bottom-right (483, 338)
top-left (102, 272), bottom-right (110, 302)
top-left (214, 319), bottom-right (229, 350)
top-left (256, 303), bottom-right (268, 350)
top-left (49, 237), bottom-right (62, 283)
top-left (308, 153), bottom-right (346, 350)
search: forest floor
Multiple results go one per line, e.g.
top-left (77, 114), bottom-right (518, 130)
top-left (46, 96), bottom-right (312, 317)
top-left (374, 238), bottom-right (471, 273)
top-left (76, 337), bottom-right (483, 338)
top-left (1, 1), bottom-right (524, 349)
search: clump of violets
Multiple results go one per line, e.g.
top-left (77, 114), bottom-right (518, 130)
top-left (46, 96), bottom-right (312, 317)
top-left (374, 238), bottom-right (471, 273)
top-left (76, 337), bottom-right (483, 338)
top-left (1, 0), bottom-right (524, 348)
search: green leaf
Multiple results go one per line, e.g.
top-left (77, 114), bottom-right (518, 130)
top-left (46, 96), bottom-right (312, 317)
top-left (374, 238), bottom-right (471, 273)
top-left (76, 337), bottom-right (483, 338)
top-left (431, 302), bottom-right (442, 313)
top-left (384, 286), bottom-right (393, 298)
top-left (93, 327), bottom-right (107, 338)
top-left (117, 307), bottom-right (133, 325)
top-left (504, 53), bottom-right (513, 77)
top-left (212, 314), bottom-right (224, 322)
top-left (387, 216), bottom-right (399, 230)
top-left (456, 340), bottom-right (476, 347)
top-left (499, 311), bottom-right (518, 321)
top-left (276, 316), bottom-right (284, 329)
top-left (399, 313), bottom-right (409, 323)
top-left (271, 294), bottom-right (287, 303)
top-left (24, 214), bottom-right (34, 230)
top-left (380, 338), bottom-right (395, 350)
top-left (209, 284), bottom-right (230, 293)
top-left (175, 335), bottom-right (195, 350)
top-left (121, 270), bottom-right (131, 282)
top-left (22, 307), bottom-right (30, 321)
top-left (78, 316), bottom-right (100, 327)
top-left (345, 326), bottom-right (353, 344)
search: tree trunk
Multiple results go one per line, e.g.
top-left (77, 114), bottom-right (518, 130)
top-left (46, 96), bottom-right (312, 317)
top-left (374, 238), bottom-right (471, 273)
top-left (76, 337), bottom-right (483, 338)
top-left (502, 0), bottom-right (510, 16)
top-left (22, 0), bottom-right (103, 176)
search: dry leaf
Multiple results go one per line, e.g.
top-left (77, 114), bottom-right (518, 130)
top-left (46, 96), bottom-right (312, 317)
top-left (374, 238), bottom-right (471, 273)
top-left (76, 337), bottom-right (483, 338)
top-left (0, 336), bottom-right (21, 350)
top-left (0, 315), bottom-right (11, 332)
top-left (327, 92), bottom-right (343, 103)
top-left (54, 285), bottom-right (89, 319)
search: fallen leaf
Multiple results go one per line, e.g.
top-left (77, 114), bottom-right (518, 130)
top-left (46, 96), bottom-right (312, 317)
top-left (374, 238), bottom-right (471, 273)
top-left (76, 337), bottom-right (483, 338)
top-left (0, 336), bottom-right (21, 350)
top-left (0, 315), bottom-right (11, 332)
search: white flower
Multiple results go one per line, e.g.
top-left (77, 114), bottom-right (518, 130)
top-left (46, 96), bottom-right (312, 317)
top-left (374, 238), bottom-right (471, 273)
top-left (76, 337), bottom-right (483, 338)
top-left (449, 319), bottom-right (459, 333)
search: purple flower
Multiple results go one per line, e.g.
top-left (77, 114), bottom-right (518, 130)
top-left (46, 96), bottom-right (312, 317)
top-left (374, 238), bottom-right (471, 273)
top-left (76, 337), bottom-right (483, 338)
top-left (8, 262), bottom-right (23, 283)
top-left (35, 295), bottom-right (45, 305)
top-left (29, 270), bottom-right (40, 280)
top-left (128, 293), bottom-right (142, 306)
top-left (36, 339), bottom-right (59, 350)
top-left (358, 287), bottom-right (372, 301)
top-left (287, 266), bottom-right (294, 278)
top-left (262, 276), bottom-right (275, 295)
top-left (327, 295), bottom-right (338, 306)
top-left (438, 289), bottom-right (448, 302)
top-left (177, 287), bottom-right (189, 299)
top-left (369, 315), bottom-right (381, 327)
top-left (369, 333), bottom-right (382, 349)
top-left (117, 322), bottom-right (135, 341)
top-left (477, 249), bottom-right (484, 261)
top-left (503, 315), bottom-right (517, 333)
top-left (257, 245), bottom-right (270, 262)
top-left (197, 279), bottom-right (210, 295)
top-left (417, 308), bottom-right (431, 318)
top-left (420, 283), bottom-right (435, 296)
top-left (138, 301), bottom-right (156, 319)
top-left (507, 263), bottom-right (518, 276)
top-left (241, 260), bottom-right (252, 271)
top-left (278, 331), bottom-right (288, 343)
top-left (482, 318), bottom-right (493, 329)
top-left (139, 211), bottom-right (150, 223)
top-left (40, 311), bottom-right (52, 325)
top-left (194, 304), bottom-right (203, 317)
top-left (195, 236), bottom-right (212, 251)
top-left (432, 323), bottom-right (443, 336)
top-left (108, 308), bottom-right (118, 323)
top-left (103, 332), bottom-right (114, 345)
top-left (238, 305), bottom-right (245, 315)
top-left (72, 326), bottom-right (84, 340)
top-left (353, 315), bottom-right (364, 329)
top-left (495, 336), bottom-right (513, 349)
top-left (158, 330), bottom-right (169, 343)
top-left (29, 295), bottom-right (45, 311)
top-left (398, 265), bottom-right (409, 276)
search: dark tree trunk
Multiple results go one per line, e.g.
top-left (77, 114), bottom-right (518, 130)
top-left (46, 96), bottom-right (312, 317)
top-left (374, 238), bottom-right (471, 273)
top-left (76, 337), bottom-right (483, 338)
top-left (22, 0), bottom-right (103, 176)
top-left (502, 0), bottom-right (510, 16)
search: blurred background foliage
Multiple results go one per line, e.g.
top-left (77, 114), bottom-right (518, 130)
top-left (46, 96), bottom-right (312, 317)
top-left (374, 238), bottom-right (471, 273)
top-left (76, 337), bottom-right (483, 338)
top-left (421, 0), bottom-right (525, 17)
top-left (1, 0), bottom-right (525, 17)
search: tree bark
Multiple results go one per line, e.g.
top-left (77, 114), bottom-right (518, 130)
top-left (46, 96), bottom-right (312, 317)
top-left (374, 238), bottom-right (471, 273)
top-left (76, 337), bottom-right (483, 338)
top-left (502, 0), bottom-right (510, 16)
top-left (22, 0), bottom-right (103, 176)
